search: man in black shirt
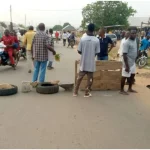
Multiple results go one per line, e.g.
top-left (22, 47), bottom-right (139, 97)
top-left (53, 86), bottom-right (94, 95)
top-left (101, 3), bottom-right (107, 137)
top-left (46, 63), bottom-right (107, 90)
top-left (97, 29), bottom-right (114, 60)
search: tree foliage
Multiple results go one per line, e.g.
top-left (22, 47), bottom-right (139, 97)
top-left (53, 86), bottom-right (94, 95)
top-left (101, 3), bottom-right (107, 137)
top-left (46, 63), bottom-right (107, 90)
top-left (81, 1), bottom-right (137, 30)
top-left (53, 25), bottom-right (63, 31)
top-left (18, 24), bottom-right (25, 28)
top-left (63, 22), bottom-right (71, 28)
top-left (0, 22), bottom-right (7, 28)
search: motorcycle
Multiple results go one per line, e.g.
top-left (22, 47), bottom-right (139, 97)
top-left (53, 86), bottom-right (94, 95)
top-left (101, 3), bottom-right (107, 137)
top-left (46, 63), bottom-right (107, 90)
top-left (18, 47), bottom-right (27, 60)
top-left (70, 39), bottom-right (75, 48)
top-left (0, 50), bottom-right (19, 68)
top-left (136, 50), bottom-right (148, 68)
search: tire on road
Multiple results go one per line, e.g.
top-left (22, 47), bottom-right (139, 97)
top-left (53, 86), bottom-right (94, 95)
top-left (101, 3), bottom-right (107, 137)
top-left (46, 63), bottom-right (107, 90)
top-left (36, 82), bottom-right (59, 94)
top-left (0, 85), bottom-right (18, 96)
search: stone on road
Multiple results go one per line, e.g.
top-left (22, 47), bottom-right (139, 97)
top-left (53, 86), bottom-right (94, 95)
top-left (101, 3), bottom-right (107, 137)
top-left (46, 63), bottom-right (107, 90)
top-left (0, 42), bottom-right (150, 148)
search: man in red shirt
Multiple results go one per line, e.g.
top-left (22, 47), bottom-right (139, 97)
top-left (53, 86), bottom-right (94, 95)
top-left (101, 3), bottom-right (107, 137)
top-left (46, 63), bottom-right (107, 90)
top-left (0, 29), bottom-right (15, 69)
top-left (55, 31), bottom-right (59, 43)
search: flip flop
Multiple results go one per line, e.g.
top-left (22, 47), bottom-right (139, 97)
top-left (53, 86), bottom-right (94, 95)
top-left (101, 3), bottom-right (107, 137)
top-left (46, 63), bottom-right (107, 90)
top-left (128, 90), bottom-right (138, 93)
top-left (119, 91), bottom-right (129, 95)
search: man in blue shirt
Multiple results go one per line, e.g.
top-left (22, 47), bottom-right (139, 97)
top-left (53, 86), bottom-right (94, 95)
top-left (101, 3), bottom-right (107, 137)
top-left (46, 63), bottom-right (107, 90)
top-left (139, 36), bottom-right (149, 51)
top-left (97, 28), bottom-right (114, 60)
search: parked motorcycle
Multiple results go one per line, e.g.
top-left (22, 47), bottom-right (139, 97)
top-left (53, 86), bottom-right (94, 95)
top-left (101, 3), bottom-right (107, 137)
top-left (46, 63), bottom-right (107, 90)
top-left (136, 50), bottom-right (148, 68)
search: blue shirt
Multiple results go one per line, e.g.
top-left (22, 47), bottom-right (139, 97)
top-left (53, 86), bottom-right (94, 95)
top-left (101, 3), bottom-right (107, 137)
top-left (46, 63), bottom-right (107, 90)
top-left (139, 39), bottom-right (149, 51)
top-left (97, 36), bottom-right (113, 57)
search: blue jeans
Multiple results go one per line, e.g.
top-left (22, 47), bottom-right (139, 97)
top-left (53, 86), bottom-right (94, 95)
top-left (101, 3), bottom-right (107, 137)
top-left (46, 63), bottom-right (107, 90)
top-left (97, 56), bottom-right (108, 60)
top-left (47, 61), bottom-right (53, 67)
top-left (32, 61), bottom-right (47, 83)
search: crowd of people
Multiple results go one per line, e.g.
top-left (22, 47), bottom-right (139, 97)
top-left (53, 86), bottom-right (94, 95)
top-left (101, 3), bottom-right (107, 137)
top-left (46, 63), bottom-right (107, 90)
top-left (73, 23), bottom-right (150, 97)
top-left (0, 22), bottom-right (149, 98)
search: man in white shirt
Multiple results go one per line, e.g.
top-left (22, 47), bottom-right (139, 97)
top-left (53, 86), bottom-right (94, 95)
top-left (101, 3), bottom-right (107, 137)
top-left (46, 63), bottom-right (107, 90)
top-left (62, 31), bottom-right (67, 46)
top-left (117, 31), bottom-right (130, 61)
top-left (73, 23), bottom-right (100, 98)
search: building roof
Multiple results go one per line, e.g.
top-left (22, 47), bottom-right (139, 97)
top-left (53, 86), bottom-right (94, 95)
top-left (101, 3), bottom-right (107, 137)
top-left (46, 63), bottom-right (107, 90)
top-left (62, 25), bottom-right (76, 31)
top-left (128, 17), bottom-right (150, 27)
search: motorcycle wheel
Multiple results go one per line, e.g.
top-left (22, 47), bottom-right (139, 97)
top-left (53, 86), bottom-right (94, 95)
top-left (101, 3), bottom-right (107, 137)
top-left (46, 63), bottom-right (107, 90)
top-left (138, 57), bottom-right (147, 69)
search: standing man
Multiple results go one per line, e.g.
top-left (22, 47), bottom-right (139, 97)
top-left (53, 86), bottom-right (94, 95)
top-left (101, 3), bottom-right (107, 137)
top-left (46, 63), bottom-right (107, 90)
top-left (67, 31), bottom-right (71, 46)
top-left (23, 26), bottom-right (35, 73)
top-left (55, 31), bottom-right (59, 43)
top-left (97, 28), bottom-right (114, 60)
top-left (47, 28), bottom-right (55, 70)
top-left (32, 23), bottom-right (56, 83)
top-left (117, 31), bottom-right (130, 61)
top-left (73, 23), bottom-right (100, 97)
top-left (62, 31), bottom-right (67, 46)
top-left (120, 29), bottom-right (137, 95)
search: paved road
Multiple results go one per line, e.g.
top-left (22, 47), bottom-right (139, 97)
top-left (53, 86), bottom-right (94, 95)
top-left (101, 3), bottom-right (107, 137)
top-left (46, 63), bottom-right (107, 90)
top-left (0, 42), bottom-right (150, 148)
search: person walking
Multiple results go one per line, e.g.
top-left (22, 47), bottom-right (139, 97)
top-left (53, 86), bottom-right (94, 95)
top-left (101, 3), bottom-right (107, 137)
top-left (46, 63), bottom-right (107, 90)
top-left (32, 23), bottom-right (56, 83)
top-left (62, 31), bottom-right (67, 46)
top-left (97, 28), bottom-right (114, 60)
top-left (120, 29), bottom-right (137, 95)
top-left (23, 26), bottom-right (35, 73)
top-left (55, 31), bottom-right (59, 43)
top-left (117, 31), bottom-right (130, 61)
top-left (47, 28), bottom-right (55, 70)
top-left (73, 23), bottom-right (100, 97)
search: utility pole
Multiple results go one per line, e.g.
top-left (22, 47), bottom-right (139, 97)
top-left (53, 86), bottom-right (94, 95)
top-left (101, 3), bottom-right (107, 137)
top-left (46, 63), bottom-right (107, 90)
top-left (10, 5), bottom-right (13, 31)
top-left (25, 14), bottom-right (26, 27)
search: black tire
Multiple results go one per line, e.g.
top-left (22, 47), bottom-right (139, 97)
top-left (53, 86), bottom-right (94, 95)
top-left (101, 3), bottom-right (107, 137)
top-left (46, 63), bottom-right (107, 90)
top-left (36, 82), bottom-right (59, 94)
top-left (0, 85), bottom-right (18, 96)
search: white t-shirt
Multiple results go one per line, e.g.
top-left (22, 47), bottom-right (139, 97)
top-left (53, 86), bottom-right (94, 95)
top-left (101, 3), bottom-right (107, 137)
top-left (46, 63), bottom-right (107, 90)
top-left (62, 33), bottom-right (68, 39)
top-left (118, 38), bottom-right (127, 56)
top-left (67, 32), bottom-right (71, 38)
top-left (78, 35), bottom-right (100, 72)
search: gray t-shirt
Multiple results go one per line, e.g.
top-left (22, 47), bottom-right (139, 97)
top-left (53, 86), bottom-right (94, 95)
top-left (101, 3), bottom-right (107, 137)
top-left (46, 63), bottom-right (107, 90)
top-left (122, 39), bottom-right (137, 68)
top-left (78, 35), bottom-right (100, 72)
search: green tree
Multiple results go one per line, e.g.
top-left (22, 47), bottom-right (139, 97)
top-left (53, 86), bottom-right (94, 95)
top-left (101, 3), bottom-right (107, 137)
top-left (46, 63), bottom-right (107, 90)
top-left (18, 24), bottom-right (25, 28)
top-left (63, 22), bottom-right (71, 28)
top-left (0, 22), bottom-right (7, 28)
top-left (81, 1), bottom-right (136, 30)
top-left (53, 25), bottom-right (63, 31)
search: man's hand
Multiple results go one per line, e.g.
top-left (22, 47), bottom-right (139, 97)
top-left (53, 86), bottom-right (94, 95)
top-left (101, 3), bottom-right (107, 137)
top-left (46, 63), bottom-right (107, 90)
top-left (125, 66), bottom-right (130, 73)
top-left (52, 50), bottom-right (56, 55)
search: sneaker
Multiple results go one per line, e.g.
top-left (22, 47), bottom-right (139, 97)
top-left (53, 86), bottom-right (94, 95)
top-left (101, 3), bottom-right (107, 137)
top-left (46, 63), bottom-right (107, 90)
top-left (84, 93), bottom-right (92, 98)
top-left (73, 93), bottom-right (78, 97)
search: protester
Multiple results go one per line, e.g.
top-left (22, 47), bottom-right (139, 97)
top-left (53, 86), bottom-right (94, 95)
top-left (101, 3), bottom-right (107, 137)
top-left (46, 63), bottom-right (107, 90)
top-left (47, 28), bottom-right (55, 70)
top-left (138, 35), bottom-right (150, 58)
top-left (18, 30), bottom-right (26, 58)
top-left (141, 30), bottom-right (146, 40)
top-left (62, 31), bottom-right (67, 46)
top-left (67, 31), bottom-right (71, 46)
top-left (32, 23), bottom-right (56, 83)
top-left (55, 31), bottom-right (59, 43)
top-left (0, 29), bottom-right (15, 69)
top-left (117, 31), bottom-right (130, 61)
top-left (68, 32), bottom-right (75, 48)
top-left (73, 23), bottom-right (100, 97)
top-left (120, 29), bottom-right (137, 95)
top-left (23, 26), bottom-right (36, 73)
top-left (97, 28), bottom-right (114, 60)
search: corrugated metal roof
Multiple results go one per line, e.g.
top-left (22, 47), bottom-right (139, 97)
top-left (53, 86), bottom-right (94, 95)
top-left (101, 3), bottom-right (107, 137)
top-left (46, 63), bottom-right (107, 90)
top-left (62, 25), bottom-right (76, 31)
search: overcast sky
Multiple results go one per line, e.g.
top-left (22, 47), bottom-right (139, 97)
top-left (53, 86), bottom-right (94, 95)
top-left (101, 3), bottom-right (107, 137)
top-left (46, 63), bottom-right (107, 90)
top-left (0, 0), bottom-right (149, 28)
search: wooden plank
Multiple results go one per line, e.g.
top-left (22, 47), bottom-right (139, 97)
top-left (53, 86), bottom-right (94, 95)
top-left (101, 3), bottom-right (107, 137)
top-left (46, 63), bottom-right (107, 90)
top-left (101, 71), bottom-right (121, 81)
top-left (75, 60), bottom-right (78, 84)
top-left (96, 61), bottom-right (122, 70)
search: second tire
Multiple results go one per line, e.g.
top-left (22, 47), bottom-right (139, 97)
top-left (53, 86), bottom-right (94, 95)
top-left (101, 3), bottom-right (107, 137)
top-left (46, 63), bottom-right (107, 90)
top-left (36, 82), bottom-right (59, 94)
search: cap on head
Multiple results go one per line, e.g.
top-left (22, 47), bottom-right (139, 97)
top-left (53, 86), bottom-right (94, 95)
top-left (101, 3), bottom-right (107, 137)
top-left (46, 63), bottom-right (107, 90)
top-left (38, 23), bottom-right (45, 31)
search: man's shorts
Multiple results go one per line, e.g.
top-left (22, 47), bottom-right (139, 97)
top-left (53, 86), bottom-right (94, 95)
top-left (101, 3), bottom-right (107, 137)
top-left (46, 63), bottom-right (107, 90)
top-left (122, 63), bottom-right (136, 78)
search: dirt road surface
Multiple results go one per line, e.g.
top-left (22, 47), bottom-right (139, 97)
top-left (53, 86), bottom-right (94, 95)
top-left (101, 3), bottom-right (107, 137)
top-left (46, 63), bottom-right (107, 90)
top-left (0, 41), bottom-right (150, 148)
